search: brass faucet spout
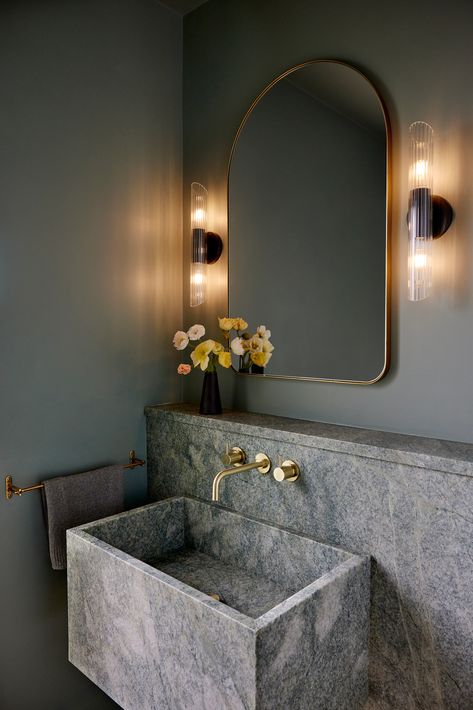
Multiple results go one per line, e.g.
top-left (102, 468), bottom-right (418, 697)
top-left (211, 453), bottom-right (271, 502)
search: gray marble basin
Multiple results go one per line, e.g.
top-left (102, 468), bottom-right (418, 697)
top-left (67, 496), bottom-right (370, 709)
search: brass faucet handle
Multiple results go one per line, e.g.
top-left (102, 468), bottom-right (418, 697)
top-left (255, 453), bottom-right (271, 475)
top-left (273, 460), bottom-right (300, 482)
top-left (221, 446), bottom-right (246, 467)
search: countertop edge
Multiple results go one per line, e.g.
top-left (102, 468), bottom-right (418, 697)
top-left (144, 404), bottom-right (473, 479)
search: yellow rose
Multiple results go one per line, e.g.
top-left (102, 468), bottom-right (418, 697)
top-left (250, 351), bottom-right (271, 367)
top-left (217, 351), bottom-right (231, 368)
top-left (191, 339), bottom-right (215, 371)
top-left (232, 318), bottom-right (248, 331)
top-left (218, 317), bottom-right (234, 331)
top-left (212, 341), bottom-right (224, 353)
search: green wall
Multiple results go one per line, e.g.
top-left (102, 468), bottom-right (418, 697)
top-left (0, 1), bottom-right (182, 708)
top-left (183, 0), bottom-right (473, 443)
top-left (2, 0), bottom-right (472, 707)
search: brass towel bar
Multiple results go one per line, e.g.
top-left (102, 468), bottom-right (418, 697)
top-left (4, 450), bottom-right (145, 501)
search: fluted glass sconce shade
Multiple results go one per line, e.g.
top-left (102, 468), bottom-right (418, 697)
top-left (408, 121), bottom-right (434, 302)
top-left (407, 121), bottom-right (453, 302)
top-left (190, 182), bottom-right (223, 307)
top-left (190, 182), bottom-right (207, 307)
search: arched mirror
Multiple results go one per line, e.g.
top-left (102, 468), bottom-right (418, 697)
top-left (228, 60), bottom-right (390, 383)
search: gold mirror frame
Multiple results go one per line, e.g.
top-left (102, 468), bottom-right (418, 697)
top-left (227, 59), bottom-right (391, 385)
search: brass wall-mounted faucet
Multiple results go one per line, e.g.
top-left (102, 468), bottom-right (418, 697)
top-left (212, 447), bottom-right (271, 502)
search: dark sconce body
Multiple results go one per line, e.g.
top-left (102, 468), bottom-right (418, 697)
top-left (431, 195), bottom-right (453, 239)
top-left (205, 231), bottom-right (224, 263)
top-left (192, 229), bottom-right (223, 265)
top-left (408, 190), bottom-right (453, 240)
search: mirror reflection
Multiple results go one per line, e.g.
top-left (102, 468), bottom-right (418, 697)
top-left (228, 60), bottom-right (389, 382)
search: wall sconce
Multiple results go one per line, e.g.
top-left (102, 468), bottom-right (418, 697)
top-left (407, 121), bottom-right (453, 301)
top-left (190, 182), bottom-right (223, 307)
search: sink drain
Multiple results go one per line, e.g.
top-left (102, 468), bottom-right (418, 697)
top-left (207, 592), bottom-right (225, 603)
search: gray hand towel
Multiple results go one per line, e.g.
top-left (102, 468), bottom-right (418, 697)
top-left (41, 464), bottom-right (124, 570)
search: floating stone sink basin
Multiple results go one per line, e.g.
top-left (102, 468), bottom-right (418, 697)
top-left (67, 496), bottom-right (370, 709)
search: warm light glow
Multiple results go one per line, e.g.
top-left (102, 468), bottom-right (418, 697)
top-left (191, 271), bottom-right (204, 286)
top-left (414, 253), bottom-right (428, 268)
top-left (414, 159), bottom-right (429, 182)
top-left (193, 207), bottom-right (205, 223)
top-left (408, 248), bottom-right (432, 299)
top-left (190, 262), bottom-right (206, 307)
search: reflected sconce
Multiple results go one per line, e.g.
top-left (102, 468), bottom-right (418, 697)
top-left (407, 121), bottom-right (453, 301)
top-left (190, 182), bottom-right (223, 307)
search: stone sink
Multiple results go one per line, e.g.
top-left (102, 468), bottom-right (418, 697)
top-left (67, 496), bottom-right (370, 709)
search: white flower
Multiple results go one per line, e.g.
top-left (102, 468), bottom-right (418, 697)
top-left (263, 339), bottom-right (274, 353)
top-left (187, 324), bottom-right (205, 341)
top-left (173, 330), bottom-right (189, 350)
top-left (249, 336), bottom-right (264, 352)
top-left (256, 325), bottom-right (271, 340)
top-left (230, 337), bottom-right (245, 356)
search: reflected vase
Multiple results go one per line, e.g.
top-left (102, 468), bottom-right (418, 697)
top-left (239, 355), bottom-right (251, 374)
top-left (250, 364), bottom-right (265, 374)
top-left (238, 355), bottom-right (264, 375)
top-left (199, 370), bottom-right (222, 415)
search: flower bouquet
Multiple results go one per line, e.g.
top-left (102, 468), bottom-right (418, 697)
top-left (173, 317), bottom-right (275, 414)
top-left (173, 320), bottom-right (230, 415)
top-left (224, 320), bottom-right (274, 374)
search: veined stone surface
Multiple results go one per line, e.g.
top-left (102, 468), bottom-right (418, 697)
top-left (145, 404), bottom-right (473, 710)
top-left (68, 496), bottom-right (369, 709)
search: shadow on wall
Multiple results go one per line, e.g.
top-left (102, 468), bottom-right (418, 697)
top-left (433, 122), bottom-right (471, 308)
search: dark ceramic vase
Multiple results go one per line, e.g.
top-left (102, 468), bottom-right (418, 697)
top-left (199, 370), bottom-right (222, 415)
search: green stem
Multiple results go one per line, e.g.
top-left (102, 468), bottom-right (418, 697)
top-left (206, 353), bottom-right (217, 373)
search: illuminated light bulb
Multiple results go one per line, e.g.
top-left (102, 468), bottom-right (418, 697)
top-left (193, 208), bottom-right (205, 223)
top-left (190, 262), bottom-right (205, 307)
top-left (414, 253), bottom-right (428, 268)
top-left (192, 270), bottom-right (204, 286)
top-left (414, 159), bottom-right (429, 182)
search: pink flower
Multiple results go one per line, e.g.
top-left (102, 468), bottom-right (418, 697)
top-left (177, 364), bottom-right (191, 375)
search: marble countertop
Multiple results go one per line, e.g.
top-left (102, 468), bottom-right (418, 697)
top-left (144, 403), bottom-right (473, 478)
